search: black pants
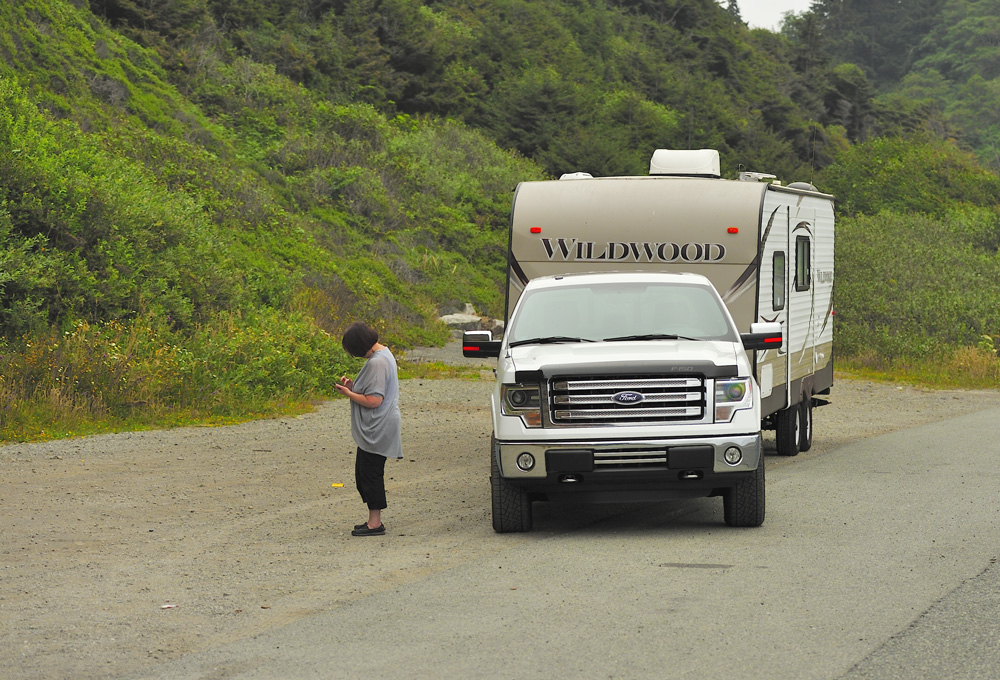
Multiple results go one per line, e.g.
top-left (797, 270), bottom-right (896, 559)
top-left (355, 447), bottom-right (387, 510)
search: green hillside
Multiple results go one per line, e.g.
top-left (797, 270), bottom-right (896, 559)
top-left (3, 0), bottom-right (1000, 441)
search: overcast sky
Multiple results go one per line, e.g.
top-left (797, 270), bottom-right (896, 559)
top-left (725, 0), bottom-right (814, 31)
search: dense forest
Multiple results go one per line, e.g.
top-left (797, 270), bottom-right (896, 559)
top-left (3, 0), bottom-right (1000, 439)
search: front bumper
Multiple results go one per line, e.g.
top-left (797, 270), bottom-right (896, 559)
top-left (495, 433), bottom-right (762, 501)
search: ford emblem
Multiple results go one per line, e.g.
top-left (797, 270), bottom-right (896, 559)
top-left (612, 391), bottom-right (645, 405)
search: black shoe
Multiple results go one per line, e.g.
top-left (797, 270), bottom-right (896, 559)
top-left (354, 521), bottom-right (387, 531)
top-left (352, 523), bottom-right (386, 536)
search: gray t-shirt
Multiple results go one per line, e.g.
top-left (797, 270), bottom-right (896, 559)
top-left (350, 348), bottom-right (403, 459)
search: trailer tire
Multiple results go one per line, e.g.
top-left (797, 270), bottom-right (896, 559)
top-left (799, 399), bottom-right (814, 452)
top-left (723, 451), bottom-right (765, 527)
top-left (775, 405), bottom-right (800, 456)
top-left (490, 436), bottom-right (532, 533)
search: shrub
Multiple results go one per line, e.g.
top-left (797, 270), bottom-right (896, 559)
top-left (835, 207), bottom-right (1000, 360)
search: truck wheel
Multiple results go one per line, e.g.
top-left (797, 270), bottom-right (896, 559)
top-left (723, 452), bottom-right (765, 527)
top-left (798, 398), bottom-right (813, 452)
top-left (490, 437), bottom-right (532, 533)
top-left (775, 405), bottom-right (800, 456)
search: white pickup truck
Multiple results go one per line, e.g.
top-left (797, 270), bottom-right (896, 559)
top-left (463, 271), bottom-right (782, 532)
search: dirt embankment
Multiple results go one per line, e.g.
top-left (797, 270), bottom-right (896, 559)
top-left (4, 343), bottom-right (1000, 679)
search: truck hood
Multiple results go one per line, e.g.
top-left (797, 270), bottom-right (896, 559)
top-left (506, 340), bottom-right (749, 379)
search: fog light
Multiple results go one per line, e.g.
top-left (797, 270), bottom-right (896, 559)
top-left (724, 446), bottom-right (742, 465)
top-left (516, 452), bottom-right (536, 471)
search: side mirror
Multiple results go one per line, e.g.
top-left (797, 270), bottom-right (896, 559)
top-left (463, 330), bottom-right (501, 358)
top-left (741, 322), bottom-right (783, 351)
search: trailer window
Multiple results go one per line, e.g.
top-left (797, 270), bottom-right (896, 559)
top-left (795, 236), bottom-right (811, 291)
top-left (772, 251), bottom-right (786, 310)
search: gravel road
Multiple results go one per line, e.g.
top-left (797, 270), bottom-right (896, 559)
top-left (4, 341), bottom-right (1000, 679)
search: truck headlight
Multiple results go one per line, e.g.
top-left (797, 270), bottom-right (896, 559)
top-left (715, 378), bottom-right (753, 423)
top-left (501, 384), bottom-right (542, 427)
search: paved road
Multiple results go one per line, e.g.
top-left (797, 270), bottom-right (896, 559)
top-left (122, 408), bottom-right (1000, 680)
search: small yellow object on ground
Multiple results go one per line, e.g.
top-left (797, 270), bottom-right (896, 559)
top-left (331, 483), bottom-right (344, 488)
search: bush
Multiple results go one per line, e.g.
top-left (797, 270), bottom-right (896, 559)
top-left (835, 207), bottom-right (1000, 360)
top-left (178, 308), bottom-right (354, 409)
top-left (0, 308), bottom-right (357, 441)
top-left (820, 134), bottom-right (1000, 217)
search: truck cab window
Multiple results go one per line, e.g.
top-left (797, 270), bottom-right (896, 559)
top-left (508, 282), bottom-right (737, 343)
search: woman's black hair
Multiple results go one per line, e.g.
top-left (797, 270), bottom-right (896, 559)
top-left (342, 322), bottom-right (379, 357)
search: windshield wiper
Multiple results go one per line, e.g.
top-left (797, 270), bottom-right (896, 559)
top-left (508, 336), bottom-right (597, 348)
top-left (603, 333), bottom-right (702, 342)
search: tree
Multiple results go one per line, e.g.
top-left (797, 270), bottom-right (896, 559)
top-left (807, 0), bottom-right (947, 84)
top-left (823, 62), bottom-right (875, 141)
top-left (915, 0), bottom-right (1000, 81)
top-left (725, 0), bottom-right (743, 24)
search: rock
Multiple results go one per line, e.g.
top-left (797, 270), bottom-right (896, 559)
top-left (438, 310), bottom-right (504, 337)
top-left (438, 313), bottom-right (483, 331)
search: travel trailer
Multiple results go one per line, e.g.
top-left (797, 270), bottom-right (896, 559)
top-left (464, 150), bottom-right (834, 531)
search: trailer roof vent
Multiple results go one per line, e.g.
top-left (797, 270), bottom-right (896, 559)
top-left (559, 172), bottom-right (594, 180)
top-left (649, 149), bottom-right (720, 178)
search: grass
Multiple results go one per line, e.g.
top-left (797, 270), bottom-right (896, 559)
top-left (0, 395), bottom-right (321, 444)
top-left (396, 359), bottom-right (492, 380)
top-left (836, 346), bottom-right (1000, 390)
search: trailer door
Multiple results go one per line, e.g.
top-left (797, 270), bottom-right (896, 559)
top-left (789, 210), bottom-right (817, 388)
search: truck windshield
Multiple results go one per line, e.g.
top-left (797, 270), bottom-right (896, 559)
top-left (507, 281), bottom-right (738, 345)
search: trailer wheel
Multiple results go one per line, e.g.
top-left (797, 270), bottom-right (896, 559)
top-left (775, 405), bottom-right (800, 456)
top-left (799, 399), bottom-right (814, 452)
top-left (723, 451), bottom-right (765, 527)
top-left (490, 436), bottom-right (532, 533)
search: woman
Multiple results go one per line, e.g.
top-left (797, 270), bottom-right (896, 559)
top-left (334, 322), bottom-right (403, 536)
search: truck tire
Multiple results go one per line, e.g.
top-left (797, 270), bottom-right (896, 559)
top-left (798, 398), bottom-right (813, 452)
top-left (490, 437), bottom-right (532, 533)
top-left (723, 452), bottom-right (765, 527)
top-left (775, 404), bottom-right (800, 456)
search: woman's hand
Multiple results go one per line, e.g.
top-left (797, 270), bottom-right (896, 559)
top-left (334, 377), bottom-right (382, 408)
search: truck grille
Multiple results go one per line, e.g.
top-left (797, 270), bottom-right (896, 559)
top-left (593, 449), bottom-right (668, 466)
top-left (549, 376), bottom-right (705, 425)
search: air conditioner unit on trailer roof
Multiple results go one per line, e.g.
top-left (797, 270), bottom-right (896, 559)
top-left (649, 149), bottom-right (721, 178)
